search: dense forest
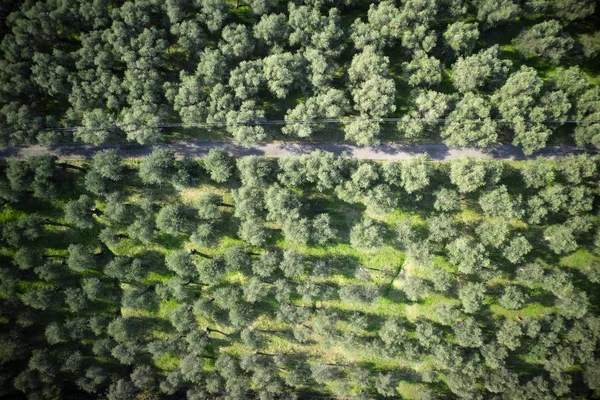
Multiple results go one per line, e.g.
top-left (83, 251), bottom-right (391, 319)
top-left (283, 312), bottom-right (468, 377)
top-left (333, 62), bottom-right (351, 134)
top-left (0, 150), bottom-right (599, 399)
top-left (1, 0), bottom-right (600, 152)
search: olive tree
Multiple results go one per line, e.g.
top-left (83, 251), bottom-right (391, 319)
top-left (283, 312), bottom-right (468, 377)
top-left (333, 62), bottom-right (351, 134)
top-left (458, 282), bottom-right (486, 314)
top-left (476, 0), bottom-right (520, 27)
top-left (492, 66), bottom-right (570, 155)
top-left (442, 93), bottom-right (497, 147)
top-left (479, 186), bottom-right (522, 220)
top-left (64, 195), bottom-right (96, 229)
top-left (173, 156), bottom-right (202, 188)
top-left (450, 157), bottom-right (487, 193)
top-left (265, 184), bottom-right (302, 223)
top-left (503, 236), bottom-right (532, 264)
top-left (237, 156), bottom-right (272, 187)
top-left (544, 225), bottom-right (577, 254)
top-left (398, 90), bottom-right (451, 139)
top-left (452, 46), bottom-right (511, 93)
top-left (375, 373), bottom-right (398, 397)
top-left (447, 237), bottom-right (490, 275)
top-left (556, 154), bottom-right (597, 184)
top-left (165, 250), bottom-right (197, 281)
top-left (499, 285), bottom-right (527, 310)
top-left (434, 188), bottom-right (461, 212)
top-left (513, 20), bottom-right (574, 64)
top-left (203, 148), bottom-right (234, 183)
top-left (400, 154), bottom-right (432, 194)
top-left (138, 148), bottom-right (175, 186)
top-left (311, 213), bottom-right (337, 244)
top-left (496, 319), bottom-right (523, 350)
top-left (90, 149), bottom-right (123, 181)
top-left (350, 218), bottom-right (384, 250)
top-left (253, 13), bottom-right (289, 48)
top-left (443, 21), bottom-right (479, 55)
top-left (219, 23), bottom-right (255, 59)
top-left (453, 317), bottom-right (484, 348)
top-left (67, 244), bottom-right (96, 272)
top-left (402, 51), bottom-right (443, 88)
top-left (156, 204), bottom-right (191, 235)
top-left (232, 186), bottom-right (265, 220)
top-left (521, 157), bottom-right (555, 188)
top-left (238, 218), bottom-right (269, 247)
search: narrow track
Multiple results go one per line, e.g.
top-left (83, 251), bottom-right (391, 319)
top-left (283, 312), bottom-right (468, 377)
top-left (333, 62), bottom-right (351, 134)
top-left (0, 141), bottom-right (595, 160)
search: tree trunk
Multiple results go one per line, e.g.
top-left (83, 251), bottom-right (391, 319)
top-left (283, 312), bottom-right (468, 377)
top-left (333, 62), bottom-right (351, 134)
top-left (92, 208), bottom-right (103, 216)
top-left (256, 351), bottom-right (277, 357)
top-left (42, 218), bottom-right (69, 227)
top-left (206, 327), bottom-right (229, 336)
top-left (257, 328), bottom-right (284, 334)
top-left (59, 163), bottom-right (86, 172)
top-left (190, 249), bottom-right (212, 259)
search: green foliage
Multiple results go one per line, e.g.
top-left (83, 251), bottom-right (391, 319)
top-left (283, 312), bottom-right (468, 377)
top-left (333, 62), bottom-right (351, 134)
top-left (427, 214), bottom-right (457, 243)
top-left (452, 45), bottom-right (511, 93)
top-left (493, 66), bottom-right (570, 154)
top-left (233, 186), bottom-right (265, 220)
top-left (350, 218), bottom-right (384, 250)
top-left (444, 22), bottom-right (479, 56)
top-left (544, 224), bottom-right (577, 254)
top-left (503, 236), bottom-right (532, 264)
top-left (496, 319), bottom-right (523, 350)
top-left (311, 213), bottom-right (337, 244)
top-left (67, 244), bottom-right (96, 272)
top-left (398, 90), bottom-right (452, 139)
top-left (403, 51), bottom-right (443, 88)
top-left (433, 188), bottom-right (461, 212)
top-left (91, 149), bottom-right (123, 182)
top-left (450, 157), bottom-right (487, 193)
top-left (203, 149), bottom-right (234, 183)
top-left (237, 156), bottom-right (272, 187)
top-left (458, 282), bottom-right (486, 314)
top-left (442, 93), bottom-right (497, 147)
top-left (375, 372), bottom-right (398, 397)
top-left (165, 250), bottom-right (197, 280)
top-left (238, 218), bottom-right (269, 247)
top-left (453, 317), bottom-right (484, 348)
top-left (156, 204), bottom-right (190, 235)
top-left (64, 195), bottom-right (96, 229)
top-left (400, 154), bottom-right (432, 194)
top-left (513, 20), bottom-right (574, 64)
top-left (521, 157), bottom-right (555, 188)
top-left (556, 154), bottom-right (596, 184)
top-left (479, 186), bottom-right (521, 219)
top-left (499, 285), bottom-right (527, 309)
top-left (447, 237), bottom-right (490, 274)
top-left (139, 148), bottom-right (175, 186)
top-left (173, 156), bottom-right (201, 188)
top-left (402, 276), bottom-right (431, 301)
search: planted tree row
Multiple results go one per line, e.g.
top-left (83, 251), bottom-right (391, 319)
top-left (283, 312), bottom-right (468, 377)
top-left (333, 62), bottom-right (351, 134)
top-left (0, 150), bottom-right (598, 398)
top-left (1, 0), bottom-right (599, 152)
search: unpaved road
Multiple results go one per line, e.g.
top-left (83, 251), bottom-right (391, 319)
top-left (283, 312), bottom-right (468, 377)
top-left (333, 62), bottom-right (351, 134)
top-left (0, 141), bottom-right (595, 160)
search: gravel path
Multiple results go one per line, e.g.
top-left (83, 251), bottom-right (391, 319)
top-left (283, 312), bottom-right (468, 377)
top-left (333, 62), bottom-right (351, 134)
top-left (0, 141), bottom-right (595, 160)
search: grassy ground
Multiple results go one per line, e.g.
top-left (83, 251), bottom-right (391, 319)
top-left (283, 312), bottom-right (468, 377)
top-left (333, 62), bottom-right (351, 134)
top-left (1, 155), bottom-right (598, 398)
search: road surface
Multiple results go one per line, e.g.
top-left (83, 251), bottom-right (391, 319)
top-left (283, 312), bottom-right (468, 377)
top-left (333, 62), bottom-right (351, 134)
top-left (0, 141), bottom-right (595, 161)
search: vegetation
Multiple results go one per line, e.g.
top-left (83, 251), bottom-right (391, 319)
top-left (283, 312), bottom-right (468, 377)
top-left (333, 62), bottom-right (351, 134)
top-left (0, 0), bottom-right (599, 152)
top-left (0, 150), bottom-right (599, 399)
